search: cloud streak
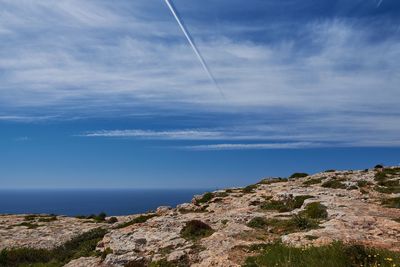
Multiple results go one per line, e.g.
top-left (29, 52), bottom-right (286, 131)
top-left (183, 142), bottom-right (319, 150)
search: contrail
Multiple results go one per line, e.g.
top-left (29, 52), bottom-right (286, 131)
top-left (376, 0), bottom-right (383, 7)
top-left (164, 0), bottom-right (224, 97)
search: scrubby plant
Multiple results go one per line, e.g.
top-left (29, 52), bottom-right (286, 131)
top-left (322, 179), bottom-right (346, 189)
top-left (289, 173), bottom-right (309, 179)
top-left (261, 195), bottom-right (313, 212)
top-left (107, 217), bottom-right (118, 224)
top-left (116, 214), bottom-right (157, 229)
top-left (303, 177), bottom-right (324, 186)
top-left (247, 217), bottom-right (268, 229)
top-left (324, 169), bottom-right (336, 173)
top-left (180, 220), bottom-right (214, 241)
top-left (381, 197), bottom-right (400, 209)
top-left (257, 178), bottom-right (288, 185)
top-left (0, 228), bottom-right (107, 267)
top-left (300, 202), bottom-right (328, 219)
top-left (243, 241), bottom-right (400, 267)
top-left (242, 184), bottom-right (258, 194)
top-left (195, 192), bottom-right (214, 204)
top-left (357, 180), bottom-right (370, 187)
top-left (14, 222), bottom-right (41, 229)
top-left (374, 164), bottom-right (384, 169)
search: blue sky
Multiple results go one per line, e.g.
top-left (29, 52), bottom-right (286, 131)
top-left (1, 0), bottom-right (399, 188)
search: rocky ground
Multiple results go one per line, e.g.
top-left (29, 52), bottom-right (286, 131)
top-left (1, 166), bottom-right (399, 266)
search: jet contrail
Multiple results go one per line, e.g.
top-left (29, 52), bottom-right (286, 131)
top-left (164, 0), bottom-right (224, 97)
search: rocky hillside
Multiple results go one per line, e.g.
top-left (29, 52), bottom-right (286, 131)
top-left (1, 166), bottom-right (400, 267)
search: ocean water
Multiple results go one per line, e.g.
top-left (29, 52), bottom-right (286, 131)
top-left (0, 189), bottom-right (211, 216)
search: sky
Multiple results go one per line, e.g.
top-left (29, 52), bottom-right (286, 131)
top-left (1, 0), bottom-right (400, 189)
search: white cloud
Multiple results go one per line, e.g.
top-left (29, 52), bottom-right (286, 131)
top-left (1, 1), bottom-right (399, 147)
top-left (183, 142), bottom-right (319, 150)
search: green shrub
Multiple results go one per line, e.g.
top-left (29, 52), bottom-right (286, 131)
top-left (301, 202), bottom-right (328, 219)
top-left (374, 164), bottom-right (384, 169)
top-left (382, 197), bottom-right (400, 209)
top-left (322, 180), bottom-right (346, 189)
top-left (116, 214), bottom-right (157, 229)
top-left (38, 216), bottom-right (58, 222)
top-left (242, 185), bottom-right (258, 194)
top-left (0, 228), bottom-right (107, 267)
top-left (14, 222), bottom-right (41, 229)
top-left (289, 173), bottom-right (309, 179)
top-left (196, 192), bottom-right (214, 204)
top-left (149, 258), bottom-right (177, 267)
top-left (262, 216), bottom-right (319, 235)
top-left (247, 217), bottom-right (268, 229)
top-left (107, 217), bottom-right (118, 224)
top-left (243, 241), bottom-right (400, 267)
top-left (357, 180), bottom-right (369, 187)
top-left (261, 195), bottom-right (313, 212)
top-left (180, 220), bottom-right (214, 241)
top-left (324, 170), bottom-right (336, 173)
top-left (257, 178), bottom-right (288, 185)
top-left (303, 178), bottom-right (324, 186)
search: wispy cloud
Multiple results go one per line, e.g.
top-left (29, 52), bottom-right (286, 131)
top-left (183, 142), bottom-right (319, 150)
top-left (1, 1), bottom-right (399, 148)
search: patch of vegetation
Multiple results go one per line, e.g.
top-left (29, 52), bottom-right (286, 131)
top-left (261, 195), bottom-right (313, 212)
top-left (180, 220), bottom-right (214, 241)
top-left (303, 177), bottom-right (324, 186)
top-left (374, 164), bottom-right (384, 169)
top-left (322, 179), bottom-right (346, 189)
top-left (243, 241), bottom-right (400, 267)
top-left (38, 216), bottom-right (58, 223)
top-left (289, 173), bottom-right (309, 179)
top-left (75, 212), bottom-right (107, 223)
top-left (357, 180), bottom-right (370, 187)
top-left (14, 222), bottom-right (41, 229)
top-left (107, 217), bottom-right (118, 224)
top-left (195, 192), bottom-right (214, 204)
top-left (324, 169), bottom-right (336, 173)
top-left (116, 214), bottom-right (157, 229)
top-left (300, 202), bottom-right (328, 219)
top-left (257, 178), bottom-right (288, 185)
top-left (101, 247), bottom-right (113, 260)
top-left (242, 184), bottom-right (258, 194)
top-left (381, 197), bottom-right (400, 209)
top-left (247, 217), bottom-right (268, 229)
top-left (373, 168), bottom-right (400, 194)
top-left (149, 259), bottom-right (177, 267)
top-left (0, 228), bottom-right (107, 267)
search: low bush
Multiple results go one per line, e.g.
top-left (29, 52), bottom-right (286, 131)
top-left (324, 170), bottom-right (336, 173)
top-left (322, 180), bottom-right (346, 189)
top-left (261, 195), bottom-right (313, 212)
top-left (303, 178), bottom-right (324, 186)
top-left (180, 220), bottom-right (214, 241)
top-left (13, 222), bottom-right (41, 229)
top-left (300, 202), bottom-right (328, 219)
top-left (243, 241), bottom-right (400, 267)
top-left (381, 197), bottom-right (400, 209)
top-left (247, 217), bottom-right (268, 229)
top-left (289, 173), bottom-right (309, 179)
top-left (257, 178), bottom-right (288, 185)
top-left (116, 214), bottom-right (157, 229)
top-left (357, 180), bottom-right (370, 187)
top-left (0, 228), bottom-right (107, 267)
top-left (242, 185), bottom-right (258, 194)
top-left (194, 192), bottom-right (216, 205)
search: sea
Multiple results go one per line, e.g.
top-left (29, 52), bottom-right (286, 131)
top-left (0, 189), bottom-right (212, 216)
